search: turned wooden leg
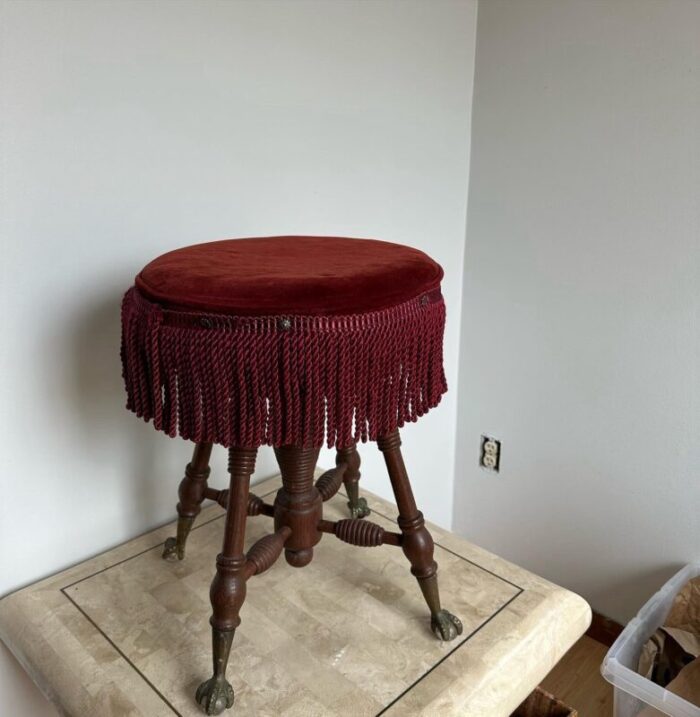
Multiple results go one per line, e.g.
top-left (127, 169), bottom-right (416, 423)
top-left (195, 446), bottom-right (256, 716)
top-left (377, 429), bottom-right (463, 641)
top-left (337, 445), bottom-right (370, 518)
top-left (163, 442), bottom-right (213, 560)
top-left (273, 445), bottom-right (322, 568)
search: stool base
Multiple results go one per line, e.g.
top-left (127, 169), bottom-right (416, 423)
top-left (164, 431), bottom-right (460, 714)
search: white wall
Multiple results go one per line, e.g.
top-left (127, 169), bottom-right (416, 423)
top-left (455, 0), bottom-right (699, 625)
top-left (0, 0), bottom-right (477, 712)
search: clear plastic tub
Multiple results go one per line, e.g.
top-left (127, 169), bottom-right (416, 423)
top-left (602, 563), bottom-right (700, 717)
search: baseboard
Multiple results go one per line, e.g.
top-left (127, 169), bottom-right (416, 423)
top-left (586, 611), bottom-right (624, 647)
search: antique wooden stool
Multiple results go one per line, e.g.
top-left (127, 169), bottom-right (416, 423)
top-left (120, 236), bottom-right (462, 715)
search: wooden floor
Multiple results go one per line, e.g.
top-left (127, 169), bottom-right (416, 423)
top-left (541, 635), bottom-right (614, 716)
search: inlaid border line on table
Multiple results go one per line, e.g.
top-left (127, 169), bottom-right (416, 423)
top-left (58, 484), bottom-right (525, 717)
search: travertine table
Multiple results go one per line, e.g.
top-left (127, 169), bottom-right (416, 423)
top-left (0, 475), bottom-right (590, 717)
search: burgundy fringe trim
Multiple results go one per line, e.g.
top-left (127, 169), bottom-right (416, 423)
top-left (121, 287), bottom-right (447, 448)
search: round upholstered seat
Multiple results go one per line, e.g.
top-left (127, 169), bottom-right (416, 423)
top-left (135, 236), bottom-right (443, 315)
top-left (121, 235), bottom-right (447, 449)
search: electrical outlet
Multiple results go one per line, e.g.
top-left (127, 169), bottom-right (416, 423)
top-left (480, 435), bottom-right (501, 472)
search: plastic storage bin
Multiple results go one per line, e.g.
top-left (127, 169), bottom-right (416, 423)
top-left (602, 563), bottom-right (700, 717)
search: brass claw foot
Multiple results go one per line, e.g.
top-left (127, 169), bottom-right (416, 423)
top-left (162, 536), bottom-right (182, 561)
top-left (347, 496), bottom-right (370, 519)
top-left (195, 676), bottom-right (234, 715)
top-left (162, 515), bottom-right (195, 561)
top-left (431, 609), bottom-right (463, 641)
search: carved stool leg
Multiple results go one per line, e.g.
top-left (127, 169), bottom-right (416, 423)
top-left (273, 445), bottom-right (322, 568)
top-left (337, 445), bottom-right (370, 518)
top-left (377, 429), bottom-right (463, 641)
top-left (163, 442), bottom-right (213, 560)
top-left (196, 446), bottom-right (257, 716)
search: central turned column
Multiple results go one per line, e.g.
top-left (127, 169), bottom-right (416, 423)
top-left (273, 446), bottom-right (322, 567)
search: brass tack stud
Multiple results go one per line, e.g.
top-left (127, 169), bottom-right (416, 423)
top-left (199, 317), bottom-right (214, 329)
top-left (279, 318), bottom-right (292, 331)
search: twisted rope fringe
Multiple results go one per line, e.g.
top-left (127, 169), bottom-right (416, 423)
top-left (121, 287), bottom-right (447, 448)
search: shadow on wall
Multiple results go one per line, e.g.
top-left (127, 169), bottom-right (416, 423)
top-left (63, 285), bottom-right (277, 531)
top-left (589, 563), bottom-right (686, 624)
top-left (65, 288), bottom-right (183, 530)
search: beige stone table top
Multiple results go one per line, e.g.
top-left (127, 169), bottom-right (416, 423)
top-left (0, 475), bottom-right (590, 717)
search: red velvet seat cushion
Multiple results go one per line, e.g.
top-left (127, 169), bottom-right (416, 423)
top-left (135, 236), bottom-right (443, 315)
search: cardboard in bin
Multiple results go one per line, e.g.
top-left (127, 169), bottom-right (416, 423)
top-left (637, 575), bottom-right (700, 711)
top-left (602, 564), bottom-right (700, 717)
